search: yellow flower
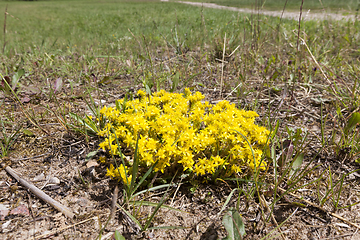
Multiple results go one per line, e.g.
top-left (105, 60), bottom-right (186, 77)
top-left (96, 89), bottom-right (269, 177)
top-left (98, 156), bottom-right (106, 163)
top-left (106, 164), bottom-right (132, 185)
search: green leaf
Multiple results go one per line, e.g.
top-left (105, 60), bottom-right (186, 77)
top-left (130, 201), bottom-right (183, 212)
top-left (113, 230), bottom-right (125, 240)
top-left (22, 129), bottom-right (35, 137)
top-left (344, 112), bottom-right (360, 134)
top-left (218, 188), bottom-right (237, 217)
top-left (132, 183), bottom-right (177, 198)
top-left (148, 226), bottom-right (187, 230)
top-left (222, 208), bottom-right (246, 240)
top-left (117, 204), bottom-right (142, 230)
top-left (143, 186), bottom-right (169, 231)
top-left (85, 150), bottom-right (98, 161)
top-left (145, 83), bottom-right (152, 95)
top-left (131, 160), bottom-right (158, 196)
top-left (290, 153), bottom-right (304, 177)
top-left (138, 54), bottom-right (147, 61)
top-left (98, 76), bottom-right (111, 84)
top-left (130, 133), bottom-right (140, 192)
top-left (68, 112), bottom-right (98, 135)
top-left (171, 72), bottom-right (180, 92)
top-left (12, 69), bottom-right (25, 90)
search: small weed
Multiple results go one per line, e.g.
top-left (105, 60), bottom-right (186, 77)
top-left (0, 115), bottom-right (22, 158)
top-left (221, 208), bottom-right (246, 240)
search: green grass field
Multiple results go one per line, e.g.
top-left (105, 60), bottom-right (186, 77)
top-left (1, 0), bottom-right (359, 61)
top-left (0, 0), bottom-right (267, 56)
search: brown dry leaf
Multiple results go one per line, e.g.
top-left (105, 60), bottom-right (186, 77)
top-left (86, 160), bottom-right (99, 168)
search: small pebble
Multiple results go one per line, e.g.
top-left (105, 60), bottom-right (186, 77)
top-left (33, 173), bottom-right (45, 181)
top-left (48, 177), bottom-right (60, 185)
top-left (10, 204), bottom-right (30, 217)
top-left (0, 209), bottom-right (9, 221)
top-left (2, 220), bottom-right (11, 230)
top-left (76, 197), bottom-right (90, 207)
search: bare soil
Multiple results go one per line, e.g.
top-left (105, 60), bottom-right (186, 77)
top-left (1, 40), bottom-right (360, 240)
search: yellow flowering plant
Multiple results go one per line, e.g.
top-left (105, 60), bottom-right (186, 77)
top-left (97, 88), bottom-right (269, 184)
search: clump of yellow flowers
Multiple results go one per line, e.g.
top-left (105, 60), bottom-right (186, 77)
top-left (97, 89), bottom-right (269, 183)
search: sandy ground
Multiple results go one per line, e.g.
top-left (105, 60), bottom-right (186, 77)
top-left (175, 1), bottom-right (357, 21)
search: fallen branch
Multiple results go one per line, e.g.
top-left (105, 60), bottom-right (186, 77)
top-left (1, 163), bottom-right (75, 219)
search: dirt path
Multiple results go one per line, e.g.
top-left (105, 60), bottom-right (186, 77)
top-left (173, 1), bottom-right (357, 21)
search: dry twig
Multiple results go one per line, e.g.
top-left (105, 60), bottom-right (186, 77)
top-left (1, 163), bottom-right (75, 219)
top-left (259, 194), bottom-right (287, 240)
top-left (219, 33), bottom-right (226, 99)
top-left (29, 216), bottom-right (100, 240)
